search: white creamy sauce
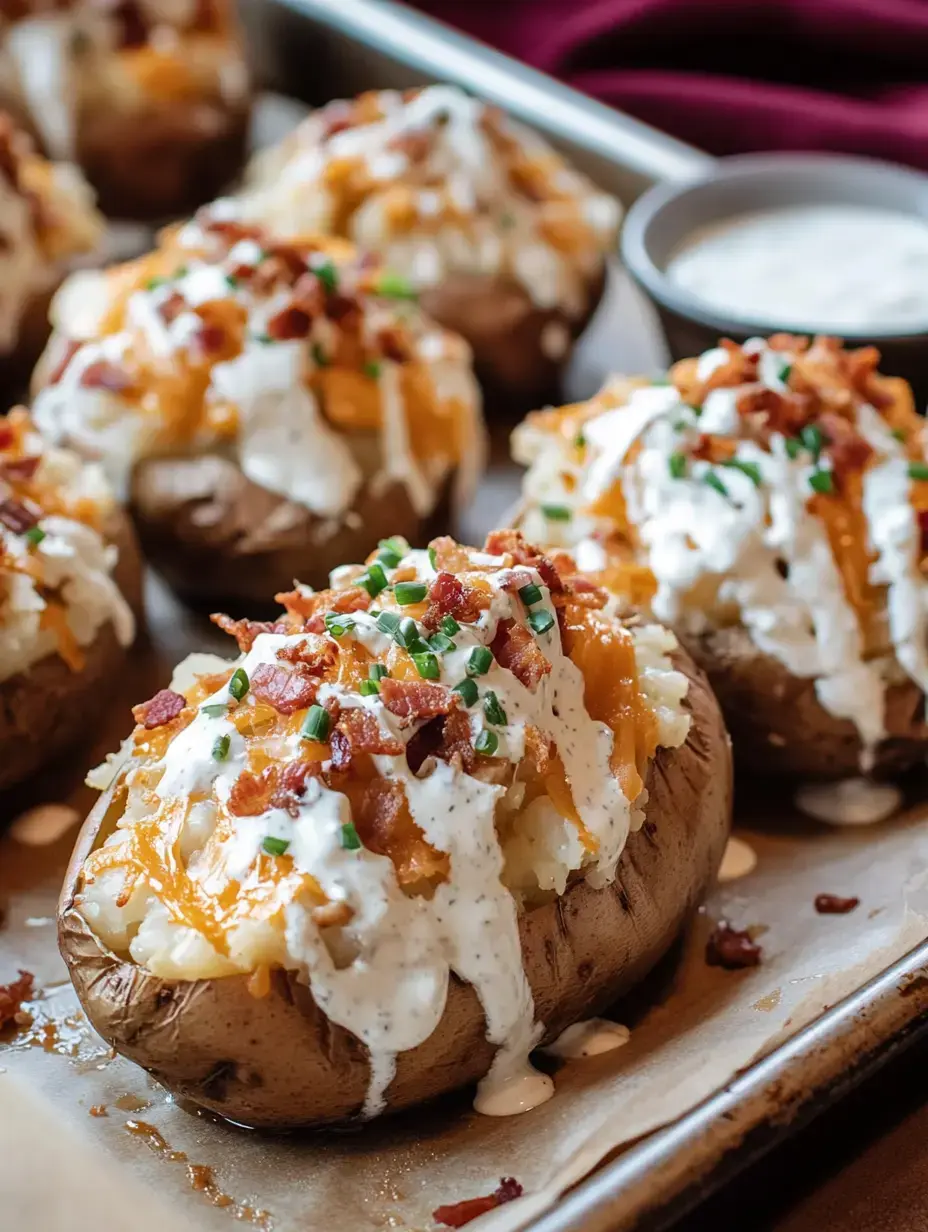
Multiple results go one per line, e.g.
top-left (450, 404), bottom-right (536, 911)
top-left (717, 836), bottom-right (758, 883)
top-left (794, 778), bottom-right (903, 826)
top-left (544, 1018), bottom-right (630, 1059)
top-left (667, 206), bottom-right (928, 333)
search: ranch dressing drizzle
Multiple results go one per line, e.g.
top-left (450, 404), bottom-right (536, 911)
top-left (81, 542), bottom-right (677, 1117)
top-left (544, 1018), bottom-right (630, 1060)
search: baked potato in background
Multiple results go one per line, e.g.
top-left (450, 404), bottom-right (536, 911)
top-left (0, 409), bottom-right (139, 792)
top-left (512, 334), bottom-right (928, 790)
top-left (0, 113), bottom-right (102, 401)
top-left (0, 0), bottom-right (250, 220)
top-left (31, 211), bottom-right (485, 611)
top-left (58, 530), bottom-right (731, 1129)
top-left (240, 85), bottom-right (620, 411)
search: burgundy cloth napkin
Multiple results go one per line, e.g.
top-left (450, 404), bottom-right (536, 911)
top-left (409, 0), bottom-right (928, 169)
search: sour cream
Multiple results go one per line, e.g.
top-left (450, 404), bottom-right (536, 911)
top-left (666, 205), bottom-right (928, 333)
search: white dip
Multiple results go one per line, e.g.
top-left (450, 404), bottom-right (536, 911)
top-left (666, 205), bottom-right (928, 333)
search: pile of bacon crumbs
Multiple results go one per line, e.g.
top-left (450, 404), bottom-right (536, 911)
top-left (0, 970), bottom-right (35, 1030)
top-left (433, 1177), bottom-right (523, 1228)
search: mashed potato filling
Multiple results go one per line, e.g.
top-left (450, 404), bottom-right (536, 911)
top-left (77, 532), bottom-right (688, 1118)
top-left (514, 335), bottom-right (928, 767)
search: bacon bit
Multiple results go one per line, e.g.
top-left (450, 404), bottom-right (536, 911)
top-left (422, 570), bottom-right (490, 631)
top-left (198, 213), bottom-right (263, 246)
top-left (433, 1179), bottom-right (524, 1228)
top-left (0, 970), bottom-right (34, 1028)
top-left (210, 612), bottom-right (288, 653)
top-left (79, 360), bottom-right (136, 395)
top-left (0, 421), bottom-right (13, 450)
top-left (377, 325), bottom-right (412, 362)
top-left (133, 688), bottom-right (188, 730)
top-left (251, 663), bottom-right (319, 715)
top-left (275, 638), bottom-right (338, 674)
top-left (269, 760), bottom-right (321, 814)
top-left (276, 586), bottom-right (371, 628)
top-left (691, 433), bottom-right (737, 464)
top-left (818, 412), bottom-right (873, 483)
top-left (706, 923), bottom-right (762, 970)
top-left (330, 709), bottom-right (403, 771)
top-left (0, 497), bottom-right (40, 533)
top-left (380, 678), bottom-right (454, 721)
top-left (491, 619), bottom-right (551, 691)
top-left (267, 305), bottom-right (312, 341)
top-left (324, 293), bottom-right (361, 325)
top-left (814, 893), bottom-right (860, 915)
top-left (386, 128), bottom-right (433, 162)
top-left (47, 339), bottom-right (81, 385)
top-left (192, 322), bottom-right (228, 357)
top-left (483, 529), bottom-right (564, 593)
top-left (428, 535), bottom-right (472, 574)
top-left (1, 455), bottom-right (40, 481)
top-left (229, 767), bottom-right (278, 817)
top-left (89, 1105), bottom-right (108, 1117)
top-left (157, 291), bottom-right (187, 323)
top-left (436, 706), bottom-right (477, 772)
top-left (311, 900), bottom-right (354, 928)
top-left (919, 509), bottom-right (928, 555)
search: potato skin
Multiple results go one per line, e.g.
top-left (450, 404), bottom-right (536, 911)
top-left (679, 622), bottom-right (928, 780)
top-left (129, 445), bottom-right (451, 612)
top-left (58, 648), bottom-right (731, 1130)
top-left (0, 509), bottom-right (142, 792)
top-left (0, 282), bottom-right (59, 408)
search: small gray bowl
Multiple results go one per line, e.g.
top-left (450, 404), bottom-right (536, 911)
top-left (621, 152), bottom-right (928, 402)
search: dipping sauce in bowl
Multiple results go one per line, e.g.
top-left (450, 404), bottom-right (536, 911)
top-left (666, 204), bottom-right (928, 334)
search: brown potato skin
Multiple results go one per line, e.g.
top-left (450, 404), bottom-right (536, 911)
top-left (129, 443), bottom-right (451, 613)
top-left (0, 508), bottom-right (142, 792)
top-left (420, 268), bottom-right (606, 416)
top-left (0, 282), bottom-right (59, 409)
top-left (679, 622), bottom-right (928, 780)
top-left (58, 648), bottom-right (732, 1130)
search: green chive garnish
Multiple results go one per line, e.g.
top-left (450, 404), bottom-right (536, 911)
top-left (376, 610), bottom-right (402, 636)
top-left (483, 691), bottom-right (507, 726)
top-left (467, 646), bottom-right (493, 676)
top-left (314, 260), bottom-right (338, 293)
top-left (311, 342), bottom-right (329, 367)
top-left (475, 729), bottom-right (499, 756)
top-left (24, 526), bottom-right (45, 546)
top-left (201, 704), bottom-right (227, 718)
top-left (452, 678), bottom-right (479, 707)
top-left (528, 609), bottom-right (555, 636)
top-left (908, 462), bottom-right (928, 481)
top-left (395, 581), bottom-right (427, 606)
top-left (359, 562), bottom-right (388, 598)
top-left (369, 664), bottom-right (388, 682)
top-left (428, 545), bottom-right (438, 570)
top-left (359, 680), bottom-right (380, 696)
top-left (689, 403), bottom-right (703, 417)
top-left (428, 632), bottom-right (457, 654)
top-left (225, 273), bottom-right (239, 289)
top-left (541, 504), bottom-right (572, 522)
top-left (892, 428), bottom-right (907, 442)
top-left (377, 537), bottom-right (406, 568)
top-left (324, 612), bottom-right (355, 637)
top-left (703, 471), bottom-right (728, 498)
top-left (262, 836), bottom-right (290, 857)
top-left (722, 458), bottom-right (763, 487)
top-left (145, 276), bottom-right (167, 291)
top-left (413, 652), bottom-right (440, 680)
top-left (573, 431), bottom-right (586, 450)
top-left (518, 582), bottom-right (543, 607)
top-left (340, 821), bottom-right (362, 850)
top-left (669, 452), bottom-right (687, 479)
top-left (228, 668), bottom-right (249, 701)
top-left (301, 704), bottom-right (330, 742)
top-left (778, 361), bottom-right (792, 384)
top-left (785, 437), bottom-right (803, 460)
top-left (376, 272), bottom-right (417, 300)
top-left (800, 424), bottom-right (823, 461)
top-left (809, 470), bottom-right (834, 495)
top-left (441, 615), bottom-right (461, 637)
top-left (253, 333), bottom-right (273, 344)
top-left (363, 360), bottom-right (382, 379)
top-left (174, 265), bottom-right (188, 279)
top-left (211, 733), bottom-right (231, 761)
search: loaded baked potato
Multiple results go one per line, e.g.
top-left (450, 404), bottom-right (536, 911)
top-left (240, 85), bottom-right (621, 409)
top-left (0, 408), bottom-right (139, 792)
top-left (513, 334), bottom-right (928, 795)
top-left (31, 209), bottom-right (485, 609)
top-left (58, 529), bottom-right (730, 1128)
top-left (0, 0), bottom-right (250, 219)
top-left (0, 112), bottom-right (101, 397)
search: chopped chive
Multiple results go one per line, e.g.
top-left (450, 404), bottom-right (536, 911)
top-left (573, 431), bottom-right (586, 450)
top-left (785, 436), bottom-right (803, 460)
top-left (228, 668), bottom-right (249, 701)
top-left (541, 504), bottom-right (572, 522)
top-left (201, 703), bottom-right (227, 718)
top-left (809, 469), bottom-right (834, 495)
top-left (483, 691), bottom-right (507, 726)
top-left (377, 536), bottom-right (406, 568)
top-left (909, 462), bottom-right (928, 481)
top-left (359, 562), bottom-right (388, 598)
top-left (412, 652), bottom-right (440, 680)
top-left (324, 611), bottom-right (355, 637)
top-left (262, 836), bottom-right (290, 857)
top-left (668, 452), bottom-right (687, 480)
top-left (174, 265), bottom-right (188, 279)
top-left (428, 631), bottom-right (456, 654)
top-left (376, 272), bottom-right (417, 300)
top-left (145, 276), bottom-right (167, 291)
top-left (394, 617), bottom-right (428, 653)
top-left (703, 470), bottom-right (729, 499)
top-left (211, 733), bottom-right (231, 761)
top-left (395, 581), bottom-right (427, 606)
top-left (466, 646), bottom-right (493, 676)
top-left (800, 424), bottom-right (823, 461)
top-left (689, 403), bottom-right (703, 416)
top-left (778, 361), bottom-right (792, 384)
top-left (892, 428), bottom-right (907, 442)
top-left (376, 610), bottom-right (402, 636)
top-left (253, 333), bottom-right (273, 344)
top-left (311, 342), bottom-right (329, 367)
top-left (441, 615), bottom-right (460, 637)
top-left (224, 273), bottom-right (239, 289)
top-left (314, 260), bottom-right (338, 293)
top-left (722, 458), bottom-right (763, 487)
top-left (518, 582), bottom-right (543, 607)
top-left (428, 545), bottom-right (438, 570)
top-left (475, 729), bottom-right (499, 756)
top-left (24, 526), bottom-right (45, 546)
top-left (528, 608), bottom-right (555, 636)
top-left (369, 664), bottom-right (389, 682)
top-left (340, 821), bottom-right (362, 850)
top-left (301, 704), bottom-right (331, 742)
top-left (360, 679), bottom-right (381, 696)
top-left (452, 677), bottom-right (479, 707)
top-left (363, 360), bottom-right (382, 379)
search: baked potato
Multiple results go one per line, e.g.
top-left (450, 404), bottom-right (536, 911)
top-left (512, 334), bottom-right (928, 792)
top-left (0, 112), bottom-right (102, 399)
top-left (58, 529), bottom-right (731, 1129)
top-left (240, 86), bottom-right (620, 411)
top-left (0, 408), bottom-right (139, 792)
top-left (31, 211), bottom-right (485, 610)
top-left (0, 0), bottom-right (250, 220)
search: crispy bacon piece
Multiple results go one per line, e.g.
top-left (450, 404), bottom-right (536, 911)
top-left (324, 293), bottom-right (361, 325)
top-left (276, 586), bottom-right (371, 630)
top-left (435, 706), bottom-right (477, 772)
top-left (491, 619), bottom-right (551, 691)
top-left (380, 678), bottom-right (454, 721)
top-left (330, 709), bottom-right (402, 771)
top-left (157, 291), bottom-right (187, 323)
top-left (251, 663), bottom-right (319, 715)
top-left (814, 893), bottom-right (860, 915)
top-left (0, 497), bottom-right (39, 533)
top-left (919, 509), bottom-right (928, 555)
top-left (267, 305), bottom-right (312, 341)
top-left (433, 1179), bottom-right (524, 1228)
top-left (386, 127), bottom-right (433, 163)
top-left (0, 970), bottom-right (34, 1029)
top-left (198, 213), bottom-right (263, 247)
top-left (275, 638), bottom-right (338, 674)
top-left (211, 612), bottom-right (289, 653)
top-left (736, 387), bottom-right (810, 439)
top-left (428, 535), bottom-right (472, 574)
top-left (1, 455), bottom-right (40, 482)
top-left (79, 360), bottom-right (136, 395)
top-left (269, 760), bottom-right (322, 814)
top-left (0, 421), bottom-right (13, 450)
top-left (132, 689), bottom-right (187, 730)
top-left (483, 529), bottom-right (563, 594)
top-left (229, 767), bottom-right (279, 817)
top-left (818, 412), bottom-right (873, 483)
top-left (705, 923), bottom-right (762, 970)
top-left (422, 570), bottom-right (490, 631)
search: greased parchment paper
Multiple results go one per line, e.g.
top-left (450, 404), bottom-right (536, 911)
top-left (2, 575), bottom-right (928, 1232)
